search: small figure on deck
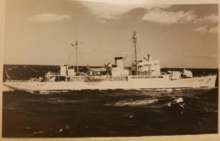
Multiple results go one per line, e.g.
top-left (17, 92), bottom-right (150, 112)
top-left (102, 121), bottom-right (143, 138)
top-left (106, 62), bottom-right (112, 77)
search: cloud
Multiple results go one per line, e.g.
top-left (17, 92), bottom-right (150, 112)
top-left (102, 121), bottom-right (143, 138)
top-left (143, 4), bottom-right (172, 10)
top-left (209, 26), bottom-right (218, 34)
top-left (75, 0), bottom-right (172, 23)
top-left (194, 26), bottom-right (218, 34)
top-left (75, 1), bottom-right (217, 25)
top-left (97, 15), bottom-right (120, 20)
top-left (194, 26), bottom-right (207, 32)
top-left (77, 1), bottom-right (137, 23)
top-left (27, 13), bottom-right (70, 23)
top-left (97, 18), bottom-right (106, 24)
top-left (142, 9), bottom-right (196, 25)
top-left (196, 13), bottom-right (218, 23)
top-left (211, 54), bottom-right (218, 58)
top-left (201, 54), bottom-right (218, 58)
top-left (75, 0), bottom-right (150, 6)
top-left (141, 7), bottom-right (217, 26)
top-left (78, 1), bottom-right (139, 16)
top-left (75, 0), bottom-right (171, 7)
top-left (96, 14), bottom-right (120, 23)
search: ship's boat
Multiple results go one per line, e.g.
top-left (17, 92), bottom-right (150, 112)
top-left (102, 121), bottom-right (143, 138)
top-left (3, 32), bottom-right (217, 91)
top-left (87, 67), bottom-right (106, 72)
top-left (182, 69), bottom-right (193, 78)
top-left (88, 75), bottom-right (107, 81)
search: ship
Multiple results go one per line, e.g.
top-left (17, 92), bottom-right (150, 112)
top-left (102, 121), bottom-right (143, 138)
top-left (3, 32), bottom-right (217, 91)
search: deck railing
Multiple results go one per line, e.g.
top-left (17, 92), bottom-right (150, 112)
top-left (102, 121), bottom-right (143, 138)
top-left (69, 76), bottom-right (128, 82)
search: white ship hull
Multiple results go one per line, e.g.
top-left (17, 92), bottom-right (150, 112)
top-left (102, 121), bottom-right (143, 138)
top-left (3, 75), bottom-right (217, 91)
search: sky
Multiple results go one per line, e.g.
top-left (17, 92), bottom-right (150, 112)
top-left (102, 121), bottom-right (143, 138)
top-left (3, 0), bottom-right (219, 68)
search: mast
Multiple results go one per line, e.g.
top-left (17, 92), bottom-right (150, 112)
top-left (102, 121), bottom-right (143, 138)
top-left (132, 32), bottom-right (138, 75)
top-left (71, 40), bottom-right (79, 73)
top-left (75, 40), bottom-right (79, 73)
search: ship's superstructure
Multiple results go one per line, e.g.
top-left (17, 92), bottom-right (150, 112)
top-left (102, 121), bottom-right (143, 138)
top-left (3, 32), bottom-right (217, 91)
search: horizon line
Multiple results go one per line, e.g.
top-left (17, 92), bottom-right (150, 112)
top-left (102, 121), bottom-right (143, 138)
top-left (2, 64), bottom-right (219, 69)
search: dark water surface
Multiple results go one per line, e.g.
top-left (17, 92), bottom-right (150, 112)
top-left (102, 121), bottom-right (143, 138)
top-left (2, 88), bottom-right (218, 137)
top-left (2, 65), bottom-right (219, 137)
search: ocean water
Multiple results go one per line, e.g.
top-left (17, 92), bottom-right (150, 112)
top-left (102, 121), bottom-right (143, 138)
top-left (2, 65), bottom-right (219, 137)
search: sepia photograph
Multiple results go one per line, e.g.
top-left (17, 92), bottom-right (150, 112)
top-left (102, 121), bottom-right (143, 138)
top-left (1, 0), bottom-right (219, 139)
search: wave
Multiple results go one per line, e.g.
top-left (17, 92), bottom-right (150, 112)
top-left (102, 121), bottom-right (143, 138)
top-left (106, 99), bottom-right (158, 107)
top-left (27, 90), bottom-right (70, 95)
top-left (24, 97), bottom-right (92, 104)
top-left (26, 130), bottom-right (45, 137)
top-left (45, 98), bottom-right (89, 104)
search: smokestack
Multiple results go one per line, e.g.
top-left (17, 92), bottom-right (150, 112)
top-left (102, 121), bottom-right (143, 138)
top-left (115, 57), bottom-right (124, 69)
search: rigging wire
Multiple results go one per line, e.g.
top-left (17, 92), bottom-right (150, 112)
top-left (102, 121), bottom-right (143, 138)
top-left (123, 40), bottom-right (133, 64)
top-left (65, 50), bottom-right (75, 65)
top-left (64, 38), bottom-right (134, 67)
top-left (82, 40), bottom-right (131, 44)
top-left (58, 46), bottom-right (72, 64)
top-left (78, 51), bottom-right (87, 66)
top-left (136, 42), bottom-right (146, 59)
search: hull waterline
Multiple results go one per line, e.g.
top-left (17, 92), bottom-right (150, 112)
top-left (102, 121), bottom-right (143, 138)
top-left (3, 75), bottom-right (217, 91)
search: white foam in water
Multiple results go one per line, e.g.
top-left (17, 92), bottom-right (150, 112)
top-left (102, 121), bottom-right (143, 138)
top-left (28, 91), bottom-right (36, 94)
top-left (35, 90), bottom-right (69, 95)
top-left (154, 88), bottom-right (173, 92)
top-left (2, 85), bottom-right (14, 92)
top-left (52, 90), bottom-right (69, 93)
top-left (167, 97), bottom-right (184, 107)
top-left (47, 98), bottom-right (85, 104)
top-left (39, 91), bottom-right (50, 95)
top-left (26, 130), bottom-right (45, 137)
top-left (107, 99), bottom-right (158, 107)
top-left (166, 89), bottom-right (173, 92)
top-left (175, 97), bottom-right (183, 103)
top-left (28, 90), bottom-right (69, 95)
top-left (173, 88), bottom-right (182, 91)
top-left (197, 87), bottom-right (215, 90)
